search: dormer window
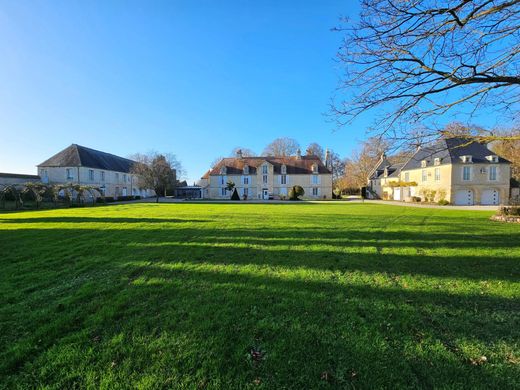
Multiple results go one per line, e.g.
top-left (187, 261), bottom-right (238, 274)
top-left (262, 165), bottom-right (268, 174)
top-left (243, 165), bottom-right (249, 175)
top-left (486, 155), bottom-right (498, 163)
top-left (312, 164), bottom-right (318, 174)
top-left (384, 167), bottom-right (389, 177)
top-left (434, 158), bottom-right (441, 166)
top-left (281, 164), bottom-right (287, 174)
top-left (461, 155), bottom-right (473, 163)
top-left (421, 160), bottom-right (427, 168)
top-left (220, 166), bottom-right (227, 175)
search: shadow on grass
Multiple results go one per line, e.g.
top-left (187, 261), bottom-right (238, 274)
top-left (0, 217), bottom-right (210, 224)
top-left (1, 218), bottom-right (519, 388)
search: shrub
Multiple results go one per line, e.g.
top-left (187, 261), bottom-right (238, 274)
top-left (437, 199), bottom-right (450, 206)
top-left (231, 188), bottom-right (240, 200)
top-left (117, 196), bottom-right (136, 201)
top-left (411, 196), bottom-right (421, 202)
top-left (242, 194), bottom-right (248, 201)
top-left (497, 206), bottom-right (520, 216)
top-left (96, 196), bottom-right (115, 203)
top-left (289, 185), bottom-right (304, 200)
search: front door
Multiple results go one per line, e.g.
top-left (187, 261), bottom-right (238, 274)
top-left (262, 189), bottom-right (269, 200)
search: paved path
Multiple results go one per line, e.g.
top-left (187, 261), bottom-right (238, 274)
top-left (115, 197), bottom-right (499, 211)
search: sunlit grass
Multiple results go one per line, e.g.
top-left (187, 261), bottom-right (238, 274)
top-left (0, 203), bottom-right (519, 388)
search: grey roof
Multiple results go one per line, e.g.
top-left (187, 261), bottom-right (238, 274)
top-left (369, 155), bottom-right (392, 179)
top-left (0, 172), bottom-right (40, 180)
top-left (387, 163), bottom-right (404, 178)
top-left (38, 144), bottom-right (136, 173)
top-left (402, 137), bottom-right (510, 171)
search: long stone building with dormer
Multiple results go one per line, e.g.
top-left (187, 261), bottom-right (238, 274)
top-left (367, 137), bottom-right (511, 205)
top-left (38, 144), bottom-right (155, 198)
top-left (201, 149), bottom-right (332, 200)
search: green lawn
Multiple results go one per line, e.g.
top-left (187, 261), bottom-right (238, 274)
top-left (1, 203), bottom-right (519, 389)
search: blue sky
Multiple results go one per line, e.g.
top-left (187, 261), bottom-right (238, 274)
top-left (0, 1), bottom-right (507, 183)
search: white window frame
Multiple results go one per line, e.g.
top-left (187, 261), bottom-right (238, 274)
top-left (434, 167), bottom-right (440, 181)
top-left (262, 165), bottom-right (268, 174)
top-left (312, 187), bottom-right (319, 196)
top-left (89, 169), bottom-right (94, 181)
top-left (404, 172), bottom-right (410, 182)
top-left (421, 169), bottom-right (427, 182)
top-left (221, 188), bottom-right (227, 196)
top-left (66, 168), bottom-right (73, 180)
top-left (281, 175), bottom-right (287, 185)
top-left (463, 166), bottom-right (471, 181)
top-left (311, 175), bottom-right (319, 185)
top-left (243, 176), bottom-right (249, 185)
top-left (100, 171), bottom-right (105, 182)
top-left (489, 166), bottom-right (497, 181)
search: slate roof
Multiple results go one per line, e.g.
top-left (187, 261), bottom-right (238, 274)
top-left (38, 144), bottom-right (136, 173)
top-left (0, 172), bottom-right (40, 180)
top-left (401, 137), bottom-right (510, 171)
top-left (369, 155), bottom-right (392, 179)
top-left (209, 155), bottom-right (331, 176)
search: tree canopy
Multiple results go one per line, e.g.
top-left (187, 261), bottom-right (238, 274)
top-left (333, 0), bottom-right (520, 143)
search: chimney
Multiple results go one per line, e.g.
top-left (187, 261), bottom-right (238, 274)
top-left (236, 149), bottom-right (243, 159)
top-left (296, 148), bottom-right (302, 159)
top-left (325, 148), bottom-right (331, 167)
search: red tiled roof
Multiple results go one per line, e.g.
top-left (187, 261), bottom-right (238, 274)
top-left (209, 155), bottom-right (331, 176)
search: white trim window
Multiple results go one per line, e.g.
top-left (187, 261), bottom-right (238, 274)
top-left (281, 174), bottom-right (287, 185)
top-left (311, 175), bottom-right (319, 185)
top-left (262, 165), bottom-right (268, 174)
top-left (66, 168), bottom-right (74, 180)
top-left (221, 188), bottom-right (227, 196)
top-left (263, 175), bottom-right (268, 184)
top-left (115, 173), bottom-right (120, 182)
top-left (463, 166), bottom-right (471, 181)
top-left (489, 166), bottom-right (497, 181)
top-left (89, 169), bottom-right (94, 181)
top-left (220, 175), bottom-right (226, 185)
top-left (312, 187), bottom-right (319, 196)
top-left (434, 167), bottom-right (440, 181)
top-left (243, 187), bottom-right (248, 196)
top-left (404, 172), bottom-right (410, 182)
top-left (100, 171), bottom-right (105, 182)
top-left (243, 176), bottom-right (249, 185)
top-left (281, 165), bottom-right (287, 174)
top-left (421, 169), bottom-right (427, 182)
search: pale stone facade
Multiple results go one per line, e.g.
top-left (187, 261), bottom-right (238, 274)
top-left (38, 144), bottom-right (155, 198)
top-left (367, 138), bottom-right (511, 205)
top-left (203, 150), bottom-right (332, 200)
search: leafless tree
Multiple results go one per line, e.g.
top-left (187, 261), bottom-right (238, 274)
top-left (305, 142), bottom-right (325, 160)
top-left (333, 0), bottom-right (520, 143)
top-left (131, 152), bottom-right (179, 202)
top-left (341, 137), bottom-right (390, 190)
top-left (490, 126), bottom-right (520, 179)
top-left (262, 137), bottom-right (300, 156)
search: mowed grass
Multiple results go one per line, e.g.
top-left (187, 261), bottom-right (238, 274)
top-left (1, 203), bottom-right (519, 389)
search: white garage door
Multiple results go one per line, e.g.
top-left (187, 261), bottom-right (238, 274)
top-left (455, 190), bottom-right (474, 205)
top-left (393, 188), bottom-right (401, 201)
top-left (481, 189), bottom-right (500, 205)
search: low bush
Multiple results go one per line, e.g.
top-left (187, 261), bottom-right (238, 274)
top-left (497, 206), bottom-right (520, 216)
top-left (117, 196), bottom-right (136, 201)
top-left (289, 185), bottom-right (304, 200)
top-left (96, 196), bottom-right (116, 203)
top-left (411, 196), bottom-right (421, 202)
top-left (437, 199), bottom-right (450, 206)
